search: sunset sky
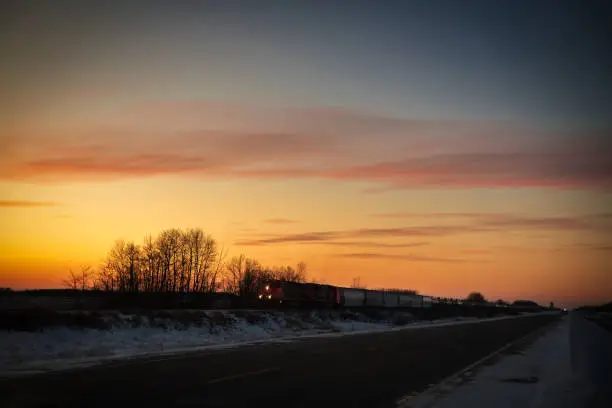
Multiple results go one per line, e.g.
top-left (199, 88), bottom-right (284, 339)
top-left (1, 1), bottom-right (611, 307)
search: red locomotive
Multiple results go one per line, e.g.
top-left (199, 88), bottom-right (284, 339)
top-left (259, 280), bottom-right (340, 307)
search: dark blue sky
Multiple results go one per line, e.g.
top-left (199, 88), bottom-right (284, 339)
top-left (2, 0), bottom-right (611, 129)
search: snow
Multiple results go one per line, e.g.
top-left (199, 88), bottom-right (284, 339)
top-left (0, 310), bottom-right (554, 378)
top-left (399, 313), bottom-right (612, 408)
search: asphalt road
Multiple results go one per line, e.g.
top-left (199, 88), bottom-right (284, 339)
top-left (569, 311), bottom-right (612, 406)
top-left (0, 314), bottom-right (559, 408)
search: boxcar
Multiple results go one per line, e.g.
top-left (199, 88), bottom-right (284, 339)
top-left (340, 288), bottom-right (365, 307)
top-left (383, 292), bottom-right (399, 308)
top-left (364, 290), bottom-right (385, 307)
top-left (398, 294), bottom-right (423, 308)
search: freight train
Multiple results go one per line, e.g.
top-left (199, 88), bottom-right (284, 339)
top-left (257, 280), bottom-right (548, 314)
top-left (258, 280), bottom-right (433, 309)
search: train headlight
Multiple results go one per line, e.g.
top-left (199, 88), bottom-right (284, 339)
top-left (265, 285), bottom-right (270, 291)
top-left (258, 294), bottom-right (263, 299)
top-left (267, 294), bottom-right (272, 299)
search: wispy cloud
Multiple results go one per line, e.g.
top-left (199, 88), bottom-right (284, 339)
top-left (0, 200), bottom-right (59, 207)
top-left (2, 101), bottom-right (610, 190)
top-left (372, 212), bottom-right (601, 231)
top-left (235, 226), bottom-right (486, 246)
top-left (372, 212), bottom-right (502, 219)
top-left (333, 252), bottom-right (467, 263)
top-left (592, 245), bottom-right (612, 252)
top-left (562, 243), bottom-right (612, 252)
top-left (235, 238), bottom-right (429, 248)
top-left (323, 241), bottom-right (429, 249)
top-left (263, 218), bottom-right (300, 225)
top-left (234, 232), bottom-right (341, 245)
top-left (235, 213), bottom-right (609, 247)
top-left (323, 149), bottom-right (612, 190)
top-left (461, 249), bottom-right (492, 255)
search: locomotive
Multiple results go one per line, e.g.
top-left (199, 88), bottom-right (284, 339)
top-left (258, 280), bottom-right (433, 309)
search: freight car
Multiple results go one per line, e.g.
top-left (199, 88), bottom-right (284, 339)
top-left (259, 280), bottom-right (433, 310)
top-left (257, 280), bottom-right (546, 316)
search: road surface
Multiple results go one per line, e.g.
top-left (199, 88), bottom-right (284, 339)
top-left (0, 314), bottom-right (558, 408)
top-left (401, 312), bottom-right (612, 408)
top-left (569, 311), bottom-right (612, 407)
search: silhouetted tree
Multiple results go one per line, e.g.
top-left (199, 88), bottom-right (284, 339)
top-left (62, 269), bottom-right (80, 291)
top-left (380, 288), bottom-right (418, 295)
top-left (296, 261), bottom-right (307, 281)
top-left (62, 265), bottom-right (91, 291)
top-left (92, 228), bottom-right (303, 297)
top-left (271, 263), bottom-right (307, 283)
top-left (351, 277), bottom-right (365, 289)
top-left (79, 265), bottom-right (92, 291)
top-left (466, 292), bottom-right (486, 303)
top-left (185, 228), bottom-right (219, 293)
top-left (141, 234), bottom-right (160, 292)
top-left (224, 255), bottom-right (262, 296)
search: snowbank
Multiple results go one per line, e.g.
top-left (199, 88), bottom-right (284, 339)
top-left (0, 309), bottom-right (552, 378)
top-left (0, 309), bottom-right (407, 376)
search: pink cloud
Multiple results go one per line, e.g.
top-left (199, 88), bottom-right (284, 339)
top-left (322, 151), bottom-right (612, 190)
top-left (2, 101), bottom-right (610, 190)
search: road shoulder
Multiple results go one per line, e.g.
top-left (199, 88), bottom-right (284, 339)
top-left (400, 314), bottom-right (611, 408)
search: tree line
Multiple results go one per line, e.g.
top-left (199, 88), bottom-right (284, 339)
top-left (64, 228), bottom-right (307, 296)
top-left (62, 229), bottom-right (546, 307)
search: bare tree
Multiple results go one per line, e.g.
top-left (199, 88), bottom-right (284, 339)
top-left (224, 255), bottom-right (266, 296)
top-left (141, 234), bottom-right (160, 292)
top-left (157, 229), bottom-right (182, 292)
top-left (62, 269), bottom-right (81, 290)
top-left (93, 227), bottom-right (300, 298)
top-left (189, 230), bottom-right (220, 293)
top-left (209, 244), bottom-right (228, 293)
top-left (351, 276), bottom-right (366, 289)
top-left (379, 288), bottom-right (418, 295)
top-left (273, 265), bottom-right (306, 283)
top-left (296, 261), bottom-right (307, 281)
top-left (79, 265), bottom-right (92, 291)
top-left (101, 240), bottom-right (142, 293)
top-left (95, 262), bottom-right (116, 291)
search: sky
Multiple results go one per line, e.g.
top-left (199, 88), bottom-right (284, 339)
top-left (1, 0), bottom-right (611, 307)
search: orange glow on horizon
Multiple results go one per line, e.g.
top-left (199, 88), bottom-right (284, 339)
top-left (2, 175), bottom-right (611, 308)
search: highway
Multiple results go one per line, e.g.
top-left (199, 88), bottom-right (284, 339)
top-left (569, 311), bottom-right (612, 406)
top-left (0, 314), bottom-right (558, 408)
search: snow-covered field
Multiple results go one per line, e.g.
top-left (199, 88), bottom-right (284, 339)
top-left (0, 309), bottom-right (407, 376)
top-left (0, 309), bottom-right (543, 378)
top-left (399, 314), bottom-right (612, 408)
